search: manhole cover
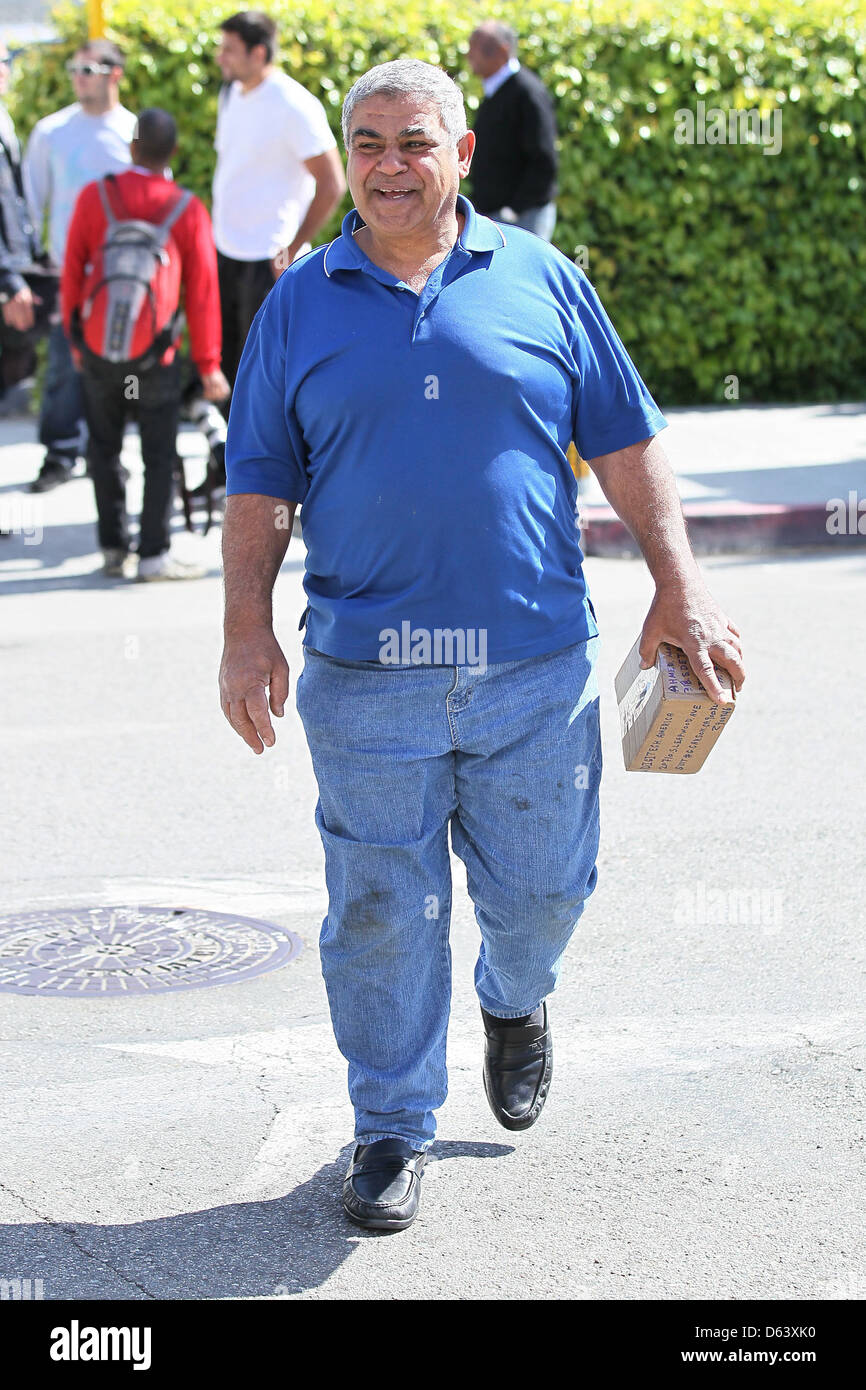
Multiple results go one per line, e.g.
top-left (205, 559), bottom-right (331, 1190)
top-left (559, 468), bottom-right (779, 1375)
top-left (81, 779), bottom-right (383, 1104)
top-left (0, 907), bottom-right (303, 996)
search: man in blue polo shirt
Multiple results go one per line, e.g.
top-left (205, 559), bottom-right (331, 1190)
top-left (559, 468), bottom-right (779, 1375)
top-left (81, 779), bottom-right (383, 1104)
top-left (220, 59), bottom-right (745, 1231)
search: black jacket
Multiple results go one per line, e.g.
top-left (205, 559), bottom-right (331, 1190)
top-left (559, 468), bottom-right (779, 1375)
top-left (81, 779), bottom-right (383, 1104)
top-left (0, 102), bottom-right (46, 300)
top-left (470, 67), bottom-right (558, 214)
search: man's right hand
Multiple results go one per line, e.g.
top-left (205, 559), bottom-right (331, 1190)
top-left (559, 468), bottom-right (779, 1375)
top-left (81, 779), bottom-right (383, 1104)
top-left (1, 285), bottom-right (39, 332)
top-left (201, 369), bottom-right (231, 402)
top-left (219, 625), bottom-right (290, 754)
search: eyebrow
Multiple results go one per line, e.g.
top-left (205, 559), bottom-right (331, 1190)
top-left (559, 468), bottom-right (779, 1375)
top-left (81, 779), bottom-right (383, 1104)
top-left (351, 125), bottom-right (433, 142)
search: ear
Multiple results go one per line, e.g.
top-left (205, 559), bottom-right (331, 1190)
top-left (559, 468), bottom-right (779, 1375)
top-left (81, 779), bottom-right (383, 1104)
top-left (457, 129), bottom-right (475, 178)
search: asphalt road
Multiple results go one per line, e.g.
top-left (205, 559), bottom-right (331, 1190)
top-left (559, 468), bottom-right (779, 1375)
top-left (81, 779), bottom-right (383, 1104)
top-left (0, 426), bottom-right (864, 1300)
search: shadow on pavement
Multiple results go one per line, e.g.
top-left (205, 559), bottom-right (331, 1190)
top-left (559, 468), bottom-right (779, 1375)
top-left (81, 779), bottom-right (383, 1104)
top-left (676, 459), bottom-right (865, 507)
top-left (0, 1139), bottom-right (513, 1299)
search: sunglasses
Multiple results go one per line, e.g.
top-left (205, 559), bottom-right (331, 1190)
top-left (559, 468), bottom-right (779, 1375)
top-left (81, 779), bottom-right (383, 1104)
top-left (66, 61), bottom-right (115, 76)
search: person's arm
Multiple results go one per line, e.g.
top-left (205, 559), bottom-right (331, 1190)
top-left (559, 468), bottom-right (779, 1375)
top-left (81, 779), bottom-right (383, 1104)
top-left (22, 121), bottom-right (50, 260)
top-left (60, 184), bottom-right (95, 353)
top-left (220, 496), bottom-right (295, 752)
top-left (176, 196), bottom-right (229, 400)
top-left (219, 279), bottom-right (309, 752)
top-left (2, 121), bottom-right (49, 326)
top-left (569, 267), bottom-right (744, 701)
top-left (271, 147), bottom-right (345, 275)
top-left (586, 436), bottom-right (744, 701)
top-left (0, 139), bottom-right (29, 305)
top-left (0, 238), bottom-right (31, 325)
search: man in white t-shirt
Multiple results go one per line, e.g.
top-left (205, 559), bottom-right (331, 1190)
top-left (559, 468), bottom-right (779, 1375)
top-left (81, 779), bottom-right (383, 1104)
top-left (24, 38), bottom-right (136, 491)
top-left (213, 11), bottom-right (345, 397)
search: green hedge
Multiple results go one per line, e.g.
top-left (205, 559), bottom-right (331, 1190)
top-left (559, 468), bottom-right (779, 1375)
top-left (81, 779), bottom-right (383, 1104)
top-left (8, 0), bottom-right (866, 403)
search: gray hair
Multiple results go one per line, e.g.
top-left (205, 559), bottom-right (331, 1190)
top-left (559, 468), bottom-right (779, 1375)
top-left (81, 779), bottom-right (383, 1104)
top-left (473, 22), bottom-right (518, 58)
top-left (341, 58), bottom-right (467, 147)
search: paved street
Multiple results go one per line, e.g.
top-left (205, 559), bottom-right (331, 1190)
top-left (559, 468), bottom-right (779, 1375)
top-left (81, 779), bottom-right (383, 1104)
top-left (0, 415), bottom-right (864, 1300)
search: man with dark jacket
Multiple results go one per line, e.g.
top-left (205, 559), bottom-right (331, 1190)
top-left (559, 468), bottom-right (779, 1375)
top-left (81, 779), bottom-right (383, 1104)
top-left (467, 21), bottom-right (558, 241)
top-left (0, 41), bottom-right (55, 411)
top-left (62, 108), bottom-right (229, 579)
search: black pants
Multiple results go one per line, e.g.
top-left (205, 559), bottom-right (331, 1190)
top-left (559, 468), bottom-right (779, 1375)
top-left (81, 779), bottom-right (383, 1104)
top-left (81, 349), bottom-right (181, 559)
top-left (217, 250), bottom-right (274, 404)
top-left (0, 270), bottom-right (57, 392)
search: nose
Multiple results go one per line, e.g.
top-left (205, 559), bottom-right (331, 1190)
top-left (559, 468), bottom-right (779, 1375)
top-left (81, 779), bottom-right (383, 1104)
top-left (376, 144), bottom-right (409, 176)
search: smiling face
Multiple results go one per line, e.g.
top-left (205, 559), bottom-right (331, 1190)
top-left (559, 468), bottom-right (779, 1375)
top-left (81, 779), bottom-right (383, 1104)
top-left (346, 94), bottom-right (474, 245)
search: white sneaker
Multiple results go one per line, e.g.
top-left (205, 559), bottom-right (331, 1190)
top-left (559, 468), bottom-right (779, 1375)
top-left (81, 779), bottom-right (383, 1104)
top-left (137, 553), bottom-right (207, 582)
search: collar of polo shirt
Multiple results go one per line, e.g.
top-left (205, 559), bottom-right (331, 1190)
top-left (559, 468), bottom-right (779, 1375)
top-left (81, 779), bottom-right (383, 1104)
top-left (323, 193), bottom-right (506, 278)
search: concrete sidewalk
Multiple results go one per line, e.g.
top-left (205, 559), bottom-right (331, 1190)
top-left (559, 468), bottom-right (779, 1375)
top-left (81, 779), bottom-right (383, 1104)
top-left (578, 402), bottom-right (866, 554)
top-left (2, 400), bottom-right (864, 566)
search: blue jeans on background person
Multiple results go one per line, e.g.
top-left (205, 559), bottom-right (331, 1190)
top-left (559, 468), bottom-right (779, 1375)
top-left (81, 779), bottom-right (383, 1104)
top-left (295, 635), bottom-right (602, 1151)
top-left (39, 321), bottom-right (86, 464)
top-left (489, 202), bottom-right (557, 242)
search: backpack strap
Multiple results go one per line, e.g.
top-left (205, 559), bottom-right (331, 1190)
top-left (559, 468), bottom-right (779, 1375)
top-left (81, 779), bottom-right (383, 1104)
top-left (97, 176), bottom-right (191, 237)
top-left (96, 174), bottom-right (122, 228)
top-left (158, 188), bottom-right (193, 236)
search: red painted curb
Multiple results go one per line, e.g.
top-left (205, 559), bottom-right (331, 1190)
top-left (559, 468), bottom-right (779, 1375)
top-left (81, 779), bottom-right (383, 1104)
top-left (579, 502), bottom-right (863, 556)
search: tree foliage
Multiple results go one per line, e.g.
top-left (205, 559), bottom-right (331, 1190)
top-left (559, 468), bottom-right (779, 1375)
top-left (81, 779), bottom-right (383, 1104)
top-left (10, 0), bottom-right (866, 402)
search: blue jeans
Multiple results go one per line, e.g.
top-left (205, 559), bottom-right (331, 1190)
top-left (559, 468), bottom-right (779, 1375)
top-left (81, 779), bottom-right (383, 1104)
top-left (38, 322), bottom-right (86, 462)
top-left (295, 636), bottom-right (601, 1150)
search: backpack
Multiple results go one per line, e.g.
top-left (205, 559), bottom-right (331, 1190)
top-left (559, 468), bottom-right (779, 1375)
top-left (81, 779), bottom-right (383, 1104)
top-left (77, 174), bottom-right (192, 365)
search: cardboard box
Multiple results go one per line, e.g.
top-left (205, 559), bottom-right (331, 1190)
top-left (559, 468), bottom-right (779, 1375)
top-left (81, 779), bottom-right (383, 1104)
top-left (615, 637), bottom-right (736, 774)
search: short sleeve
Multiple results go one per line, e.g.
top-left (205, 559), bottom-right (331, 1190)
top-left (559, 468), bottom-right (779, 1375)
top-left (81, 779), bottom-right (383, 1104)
top-left (281, 88), bottom-right (337, 162)
top-left (225, 280), bottom-right (310, 503)
top-left (570, 270), bottom-right (667, 460)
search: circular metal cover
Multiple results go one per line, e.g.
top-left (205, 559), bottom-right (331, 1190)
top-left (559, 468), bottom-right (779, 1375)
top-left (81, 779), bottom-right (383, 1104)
top-left (0, 907), bottom-right (303, 996)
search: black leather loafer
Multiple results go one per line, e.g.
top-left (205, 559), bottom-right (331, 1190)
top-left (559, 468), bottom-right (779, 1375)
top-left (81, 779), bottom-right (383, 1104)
top-left (342, 1137), bottom-right (427, 1230)
top-left (481, 1001), bottom-right (552, 1130)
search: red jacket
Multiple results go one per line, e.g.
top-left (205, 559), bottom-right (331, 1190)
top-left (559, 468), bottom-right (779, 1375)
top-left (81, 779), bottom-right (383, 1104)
top-left (62, 169), bottom-right (221, 375)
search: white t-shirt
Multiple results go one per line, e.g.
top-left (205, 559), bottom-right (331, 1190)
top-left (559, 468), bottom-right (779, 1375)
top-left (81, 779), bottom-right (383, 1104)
top-left (23, 102), bottom-right (136, 263)
top-left (212, 69), bottom-right (336, 260)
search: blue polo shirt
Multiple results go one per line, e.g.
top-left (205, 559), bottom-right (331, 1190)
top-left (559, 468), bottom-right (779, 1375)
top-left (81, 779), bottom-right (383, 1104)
top-left (225, 194), bottom-right (667, 663)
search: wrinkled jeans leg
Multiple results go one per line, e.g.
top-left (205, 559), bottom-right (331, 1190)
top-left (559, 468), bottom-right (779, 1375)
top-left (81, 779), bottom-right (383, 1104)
top-left (448, 637), bottom-right (602, 1016)
top-left (296, 651), bottom-right (457, 1150)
